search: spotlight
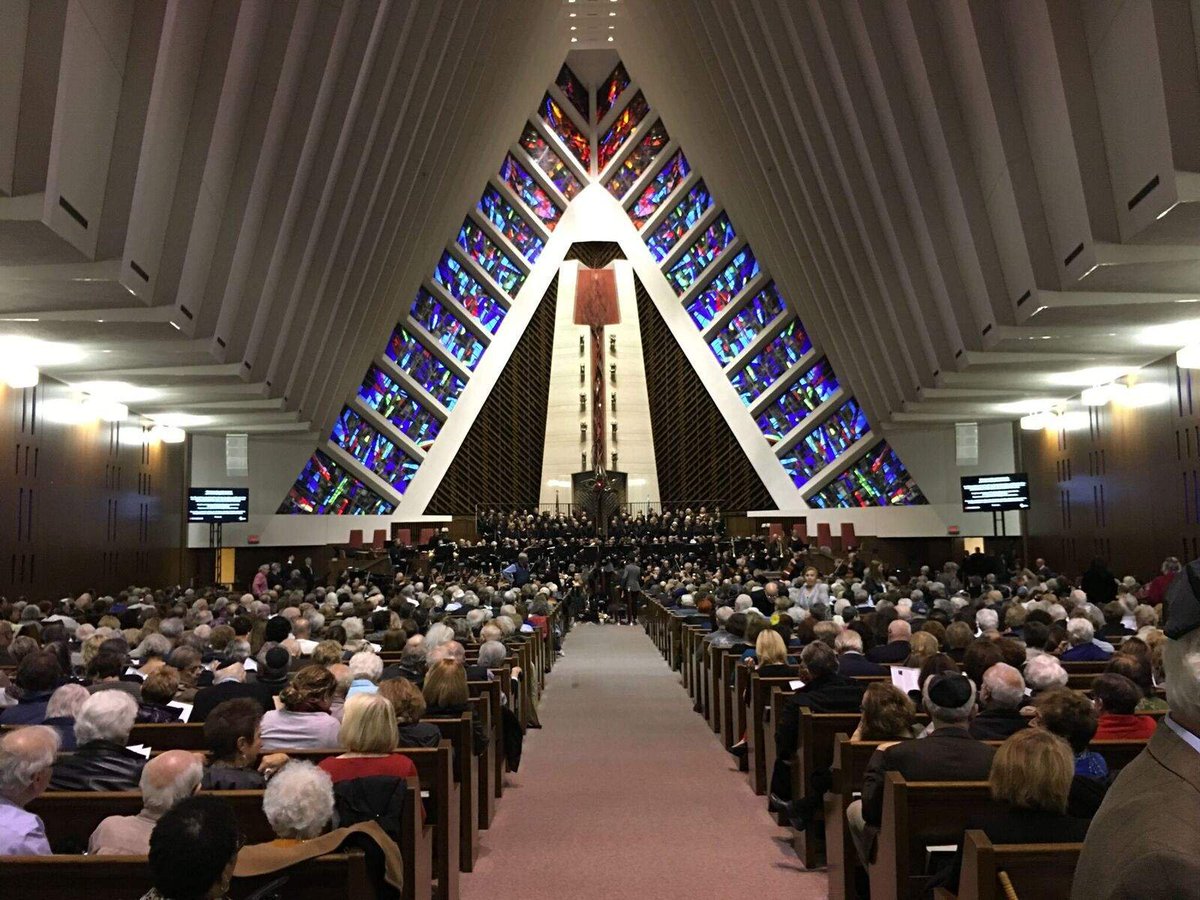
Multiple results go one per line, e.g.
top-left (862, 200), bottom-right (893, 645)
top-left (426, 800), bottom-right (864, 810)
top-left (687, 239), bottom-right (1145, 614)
top-left (0, 362), bottom-right (39, 388)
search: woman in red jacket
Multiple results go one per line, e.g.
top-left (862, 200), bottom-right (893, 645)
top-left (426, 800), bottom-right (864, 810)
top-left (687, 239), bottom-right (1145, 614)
top-left (1091, 673), bottom-right (1158, 741)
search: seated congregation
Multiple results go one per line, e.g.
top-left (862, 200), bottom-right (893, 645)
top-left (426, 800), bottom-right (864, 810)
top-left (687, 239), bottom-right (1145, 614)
top-left (646, 551), bottom-right (1190, 899)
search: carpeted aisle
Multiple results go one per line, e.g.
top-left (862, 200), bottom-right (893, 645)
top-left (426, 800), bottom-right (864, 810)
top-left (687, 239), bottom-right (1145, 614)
top-left (460, 623), bottom-right (826, 899)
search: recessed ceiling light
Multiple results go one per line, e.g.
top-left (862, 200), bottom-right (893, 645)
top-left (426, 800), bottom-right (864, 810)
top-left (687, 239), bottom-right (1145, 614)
top-left (608, 24), bottom-right (614, 28)
top-left (571, 36), bottom-right (577, 42)
top-left (169, 321), bottom-right (180, 330)
top-left (151, 413), bottom-right (212, 427)
top-left (1, 318), bottom-right (39, 323)
top-left (609, 10), bottom-right (616, 14)
top-left (71, 380), bottom-right (160, 402)
top-left (570, 25), bottom-right (576, 29)
top-left (1046, 366), bottom-right (1130, 387)
top-left (607, 35), bottom-right (613, 41)
top-left (0, 336), bottom-right (84, 365)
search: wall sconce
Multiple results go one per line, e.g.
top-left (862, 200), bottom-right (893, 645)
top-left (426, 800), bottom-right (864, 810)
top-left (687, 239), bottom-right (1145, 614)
top-left (609, 334), bottom-right (616, 354)
top-left (611, 421), bottom-right (618, 439)
top-left (609, 363), bottom-right (617, 382)
top-left (579, 422), bottom-right (587, 441)
top-left (580, 364), bottom-right (586, 384)
top-left (579, 335), bottom-right (585, 355)
top-left (581, 452), bottom-right (587, 470)
top-left (610, 392), bottom-right (617, 413)
top-left (611, 451), bottom-right (619, 468)
top-left (579, 393), bottom-right (587, 412)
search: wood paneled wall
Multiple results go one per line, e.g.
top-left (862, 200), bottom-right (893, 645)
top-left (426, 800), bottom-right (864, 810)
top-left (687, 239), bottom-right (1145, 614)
top-left (0, 378), bottom-right (185, 599)
top-left (1021, 356), bottom-right (1200, 579)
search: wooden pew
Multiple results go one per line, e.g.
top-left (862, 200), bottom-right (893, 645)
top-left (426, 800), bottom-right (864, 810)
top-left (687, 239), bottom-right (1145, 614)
top-left (469, 675), bottom-right (506, 804)
top-left (1, 851), bottom-right (378, 900)
top-left (934, 830), bottom-right (1082, 900)
top-left (25, 785), bottom-right (431, 900)
top-left (127, 722), bottom-right (208, 750)
top-left (869, 773), bottom-right (993, 900)
top-left (744, 676), bottom-right (800, 793)
top-left (465, 692), bottom-right (495, 830)
top-left (426, 712), bottom-right (479, 873)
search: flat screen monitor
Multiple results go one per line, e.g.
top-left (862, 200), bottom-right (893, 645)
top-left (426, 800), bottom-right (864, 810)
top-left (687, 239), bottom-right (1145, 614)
top-left (188, 488), bottom-right (250, 523)
top-left (960, 473), bottom-right (1030, 512)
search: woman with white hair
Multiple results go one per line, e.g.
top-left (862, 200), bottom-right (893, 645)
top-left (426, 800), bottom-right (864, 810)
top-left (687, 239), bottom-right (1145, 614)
top-left (49, 690), bottom-right (145, 790)
top-left (42, 683), bottom-right (90, 750)
top-left (263, 761), bottom-right (335, 840)
top-left (1024, 654), bottom-right (1069, 695)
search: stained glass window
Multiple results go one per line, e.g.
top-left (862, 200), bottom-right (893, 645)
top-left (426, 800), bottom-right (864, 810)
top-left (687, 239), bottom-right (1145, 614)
top-left (538, 93), bottom-right (589, 168)
top-left (410, 289), bottom-right (485, 370)
top-left (664, 213), bottom-right (736, 296)
top-left (331, 406), bottom-right (420, 491)
top-left (598, 91), bottom-right (649, 171)
top-left (455, 221), bottom-right (524, 296)
top-left (645, 181), bottom-right (713, 262)
top-left (278, 450), bottom-right (395, 515)
top-left (477, 186), bottom-right (544, 263)
top-left (384, 326), bottom-right (466, 410)
top-left (518, 124), bottom-right (583, 201)
top-left (358, 365), bottom-right (441, 449)
top-left (685, 247), bottom-right (761, 329)
top-left (730, 321), bottom-right (813, 405)
top-left (708, 284), bottom-right (789, 365)
top-left (596, 61), bottom-right (630, 122)
top-left (755, 360), bottom-right (839, 440)
top-left (628, 150), bottom-right (691, 230)
top-left (556, 63), bottom-right (589, 122)
top-left (432, 253), bottom-right (506, 334)
top-left (807, 442), bottom-right (926, 508)
top-left (605, 120), bottom-right (669, 200)
top-left (780, 399), bottom-right (870, 487)
top-left (500, 154), bottom-right (562, 230)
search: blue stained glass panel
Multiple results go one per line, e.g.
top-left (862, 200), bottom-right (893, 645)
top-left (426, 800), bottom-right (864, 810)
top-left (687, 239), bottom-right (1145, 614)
top-left (384, 326), bottom-right (466, 410)
top-left (278, 450), bottom-right (395, 515)
top-left (410, 289), bottom-right (485, 370)
top-left (646, 181), bottom-right (713, 262)
top-left (685, 247), bottom-right (761, 328)
top-left (628, 150), bottom-right (690, 230)
top-left (331, 406), bottom-right (419, 491)
top-left (432, 253), bottom-right (506, 334)
top-left (665, 214), bottom-right (736, 295)
top-left (780, 399), bottom-right (870, 487)
top-left (500, 154), bottom-right (563, 229)
top-left (708, 284), bottom-right (788, 365)
top-left (455, 221), bottom-right (524, 296)
top-left (358, 365), bottom-right (441, 449)
top-left (807, 442), bottom-right (926, 508)
top-left (755, 360), bottom-right (839, 440)
top-left (478, 186), bottom-right (544, 263)
top-left (730, 320), bottom-right (813, 405)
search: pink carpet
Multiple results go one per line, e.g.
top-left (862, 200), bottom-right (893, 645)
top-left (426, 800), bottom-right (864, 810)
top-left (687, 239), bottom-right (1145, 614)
top-left (460, 623), bottom-right (827, 899)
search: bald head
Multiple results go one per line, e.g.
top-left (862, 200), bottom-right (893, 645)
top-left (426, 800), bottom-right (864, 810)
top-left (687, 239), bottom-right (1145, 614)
top-left (887, 620), bottom-right (912, 642)
top-left (0, 725), bottom-right (60, 805)
top-left (141, 749), bottom-right (203, 814)
top-left (981, 662), bottom-right (1026, 711)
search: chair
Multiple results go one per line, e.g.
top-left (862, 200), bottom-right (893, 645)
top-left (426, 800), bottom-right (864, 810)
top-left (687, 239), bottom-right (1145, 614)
top-left (347, 529), bottom-right (364, 549)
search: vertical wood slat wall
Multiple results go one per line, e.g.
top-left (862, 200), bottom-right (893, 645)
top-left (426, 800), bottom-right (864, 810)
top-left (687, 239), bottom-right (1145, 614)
top-left (1023, 356), bottom-right (1200, 578)
top-left (0, 379), bottom-right (185, 599)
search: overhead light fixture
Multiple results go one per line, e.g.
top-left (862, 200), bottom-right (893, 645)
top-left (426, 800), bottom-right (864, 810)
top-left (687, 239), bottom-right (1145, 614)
top-left (1121, 381), bottom-right (1171, 408)
top-left (151, 424), bottom-right (186, 444)
top-left (1081, 385), bottom-right (1114, 406)
top-left (41, 397), bottom-right (95, 425)
top-left (1020, 413), bottom-right (1051, 431)
top-left (1139, 320), bottom-right (1200, 347)
top-left (0, 336), bottom-right (85, 366)
top-left (71, 380), bottom-right (160, 402)
top-left (169, 321), bottom-right (181, 330)
top-left (85, 397), bottom-right (128, 422)
top-left (1047, 366), bottom-right (1130, 387)
top-left (150, 413), bottom-right (212, 428)
top-left (571, 36), bottom-right (577, 42)
top-left (607, 35), bottom-right (613, 41)
top-left (1178, 343), bottom-right (1200, 368)
top-left (570, 25), bottom-right (576, 30)
top-left (0, 362), bottom-right (39, 389)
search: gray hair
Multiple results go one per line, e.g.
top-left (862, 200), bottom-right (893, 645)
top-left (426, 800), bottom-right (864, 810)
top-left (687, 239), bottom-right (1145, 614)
top-left (478, 641), bottom-right (507, 669)
top-left (225, 639), bottom-right (251, 663)
top-left (833, 630), bottom-right (863, 654)
top-left (1024, 654), bottom-right (1068, 691)
top-left (715, 606), bottom-right (734, 625)
top-left (1165, 626), bottom-right (1200, 723)
top-left (348, 651), bottom-right (383, 683)
top-left (264, 761), bottom-right (334, 839)
top-left (45, 683), bottom-right (90, 719)
top-left (975, 609), bottom-right (999, 632)
top-left (131, 633), bottom-right (171, 660)
top-left (140, 752), bottom-right (203, 814)
top-left (0, 725), bottom-right (60, 799)
top-left (981, 663), bottom-right (1025, 710)
top-left (1066, 618), bottom-right (1094, 645)
top-left (158, 618), bottom-right (184, 640)
top-left (75, 690), bottom-right (138, 745)
top-left (342, 617), bottom-right (365, 642)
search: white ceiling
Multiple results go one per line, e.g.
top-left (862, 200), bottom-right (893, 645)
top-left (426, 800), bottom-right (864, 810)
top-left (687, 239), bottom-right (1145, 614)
top-left (619, 0), bottom-right (1200, 428)
top-left (0, 0), bottom-right (566, 434)
top-left (3, 0), bottom-right (1200, 439)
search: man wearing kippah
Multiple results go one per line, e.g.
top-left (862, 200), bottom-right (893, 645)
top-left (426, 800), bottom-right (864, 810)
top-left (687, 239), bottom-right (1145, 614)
top-left (847, 672), bottom-right (995, 864)
top-left (1072, 560), bottom-right (1200, 899)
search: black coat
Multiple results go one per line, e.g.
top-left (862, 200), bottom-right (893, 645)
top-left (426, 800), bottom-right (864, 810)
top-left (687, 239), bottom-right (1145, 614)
top-left (968, 708), bottom-right (1031, 741)
top-left (191, 680), bottom-right (275, 723)
top-left (397, 722), bottom-right (442, 748)
top-left (50, 739), bottom-right (145, 791)
top-left (775, 673), bottom-right (866, 761)
top-left (866, 641), bottom-right (911, 664)
top-left (837, 652), bottom-right (889, 677)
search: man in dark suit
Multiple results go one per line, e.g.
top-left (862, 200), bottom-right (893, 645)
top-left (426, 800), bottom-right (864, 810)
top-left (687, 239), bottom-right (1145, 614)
top-left (834, 630), bottom-right (889, 677)
top-left (968, 662), bottom-right (1030, 740)
top-left (771, 642), bottom-right (866, 800)
top-left (190, 663), bottom-right (274, 723)
top-left (866, 619), bottom-right (912, 664)
top-left (848, 672), bottom-right (995, 863)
